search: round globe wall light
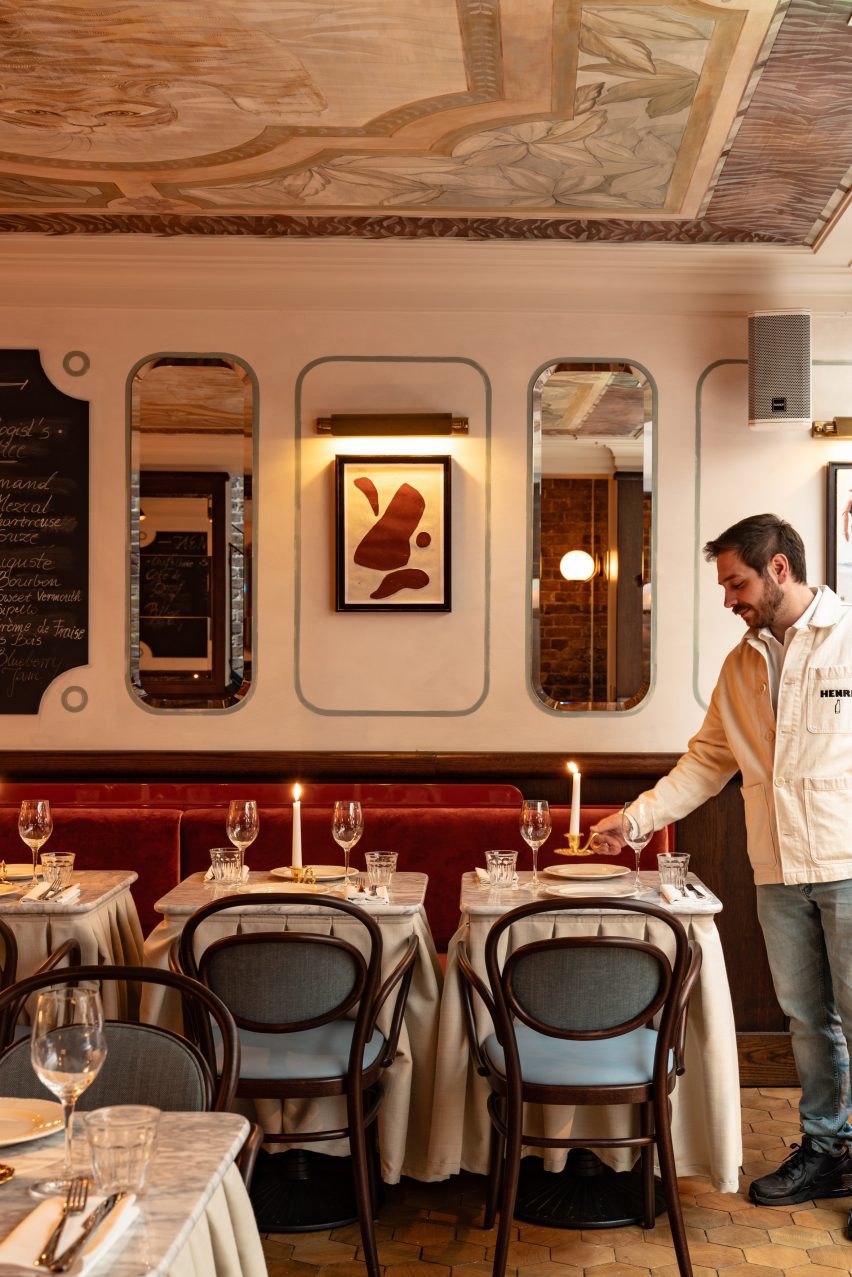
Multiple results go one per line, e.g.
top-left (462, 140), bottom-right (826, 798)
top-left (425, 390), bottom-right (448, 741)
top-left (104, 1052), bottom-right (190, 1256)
top-left (559, 550), bottom-right (597, 582)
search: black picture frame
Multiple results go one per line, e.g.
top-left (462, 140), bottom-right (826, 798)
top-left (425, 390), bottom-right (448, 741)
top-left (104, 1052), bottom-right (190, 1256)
top-left (334, 455), bottom-right (451, 612)
top-left (827, 461), bottom-right (852, 605)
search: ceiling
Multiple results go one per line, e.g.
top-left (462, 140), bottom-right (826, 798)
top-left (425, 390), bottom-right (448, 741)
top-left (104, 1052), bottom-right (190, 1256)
top-left (1, 0), bottom-right (850, 245)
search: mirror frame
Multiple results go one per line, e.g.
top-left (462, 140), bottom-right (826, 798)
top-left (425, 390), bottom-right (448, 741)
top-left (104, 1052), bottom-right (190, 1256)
top-left (528, 357), bottom-right (657, 714)
top-left (126, 351), bottom-right (257, 713)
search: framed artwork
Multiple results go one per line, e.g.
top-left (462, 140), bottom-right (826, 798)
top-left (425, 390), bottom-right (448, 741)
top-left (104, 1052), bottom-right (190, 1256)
top-left (827, 462), bottom-right (852, 605)
top-left (335, 455), bottom-right (451, 611)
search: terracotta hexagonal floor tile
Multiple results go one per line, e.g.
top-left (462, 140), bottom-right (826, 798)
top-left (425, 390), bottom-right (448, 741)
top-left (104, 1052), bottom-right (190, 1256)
top-left (369, 1239), bottom-right (424, 1264)
top-left (736, 1204), bottom-right (799, 1227)
top-left (805, 1246), bottom-right (852, 1270)
top-left (695, 1189), bottom-right (752, 1212)
top-left (515, 1265), bottom-right (584, 1277)
top-left (654, 1267), bottom-right (720, 1277)
top-left (392, 1219), bottom-right (457, 1246)
top-left (786, 1267), bottom-right (852, 1277)
top-left (750, 1117), bottom-right (803, 1134)
top-left (768, 1222), bottom-right (835, 1248)
top-left (547, 1237), bottom-right (616, 1267)
top-left (443, 1264), bottom-right (496, 1277)
top-left (742, 1132), bottom-right (791, 1152)
top-left (684, 1239), bottom-right (748, 1267)
top-left (743, 1242), bottom-right (823, 1268)
top-left (288, 1237), bottom-right (357, 1261)
top-left (613, 1240), bottom-right (677, 1268)
top-left (420, 1240), bottom-right (489, 1265)
top-left (263, 1260), bottom-right (317, 1277)
top-left (682, 1203), bottom-right (735, 1229)
top-left (517, 1224), bottom-right (590, 1246)
top-left (711, 1266), bottom-right (785, 1277)
top-left (706, 1222), bottom-right (771, 1247)
top-left (316, 1265), bottom-right (377, 1277)
top-left (485, 1239), bottom-right (551, 1267)
top-left (581, 1265), bottom-right (649, 1277)
top-left (791, 1206), bottom-right (849, 1229)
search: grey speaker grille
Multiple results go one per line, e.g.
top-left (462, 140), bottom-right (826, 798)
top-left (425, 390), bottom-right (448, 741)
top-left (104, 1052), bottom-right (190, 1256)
top-left (748, 312), bottom-right (811, 423)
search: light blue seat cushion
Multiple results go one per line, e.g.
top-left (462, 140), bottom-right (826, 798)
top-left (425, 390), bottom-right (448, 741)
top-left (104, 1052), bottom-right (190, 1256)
top-left (215, 1022), bottom-right (385, 1081)
top-left (483, 1025), bottom-right (670, 1086)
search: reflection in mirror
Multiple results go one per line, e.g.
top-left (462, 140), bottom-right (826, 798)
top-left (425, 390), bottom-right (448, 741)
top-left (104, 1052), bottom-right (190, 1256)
top-left (531, 361), bottom-right (653, 711)
top-left (129, 355), bottom-right (254, 709)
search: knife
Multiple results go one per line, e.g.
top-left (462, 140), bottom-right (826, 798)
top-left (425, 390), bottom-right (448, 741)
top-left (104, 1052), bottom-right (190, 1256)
top-left (48, 1193), bottom-right (125, 1273)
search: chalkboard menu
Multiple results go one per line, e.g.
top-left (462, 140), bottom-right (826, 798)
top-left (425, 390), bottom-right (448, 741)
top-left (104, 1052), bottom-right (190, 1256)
top-left (140, 532), bottom-right (211, 659)
top-left (0, 350), bottom-right (88, 713)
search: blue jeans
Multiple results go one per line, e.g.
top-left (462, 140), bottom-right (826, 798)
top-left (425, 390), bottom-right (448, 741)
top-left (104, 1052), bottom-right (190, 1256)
top-left (756, 880), bottom-right (852, 1154)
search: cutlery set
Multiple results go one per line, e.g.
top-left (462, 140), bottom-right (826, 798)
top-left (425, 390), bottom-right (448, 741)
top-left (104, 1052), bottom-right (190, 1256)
top-left (35, 1178), bottom-right (125, 1272)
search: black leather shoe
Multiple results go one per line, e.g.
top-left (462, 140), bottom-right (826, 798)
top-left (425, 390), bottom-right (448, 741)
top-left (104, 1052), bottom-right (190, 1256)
top-left (847, 1207), bottom-right (852, 1240)
top-left (749, 1138), bottom-right (852, 1206)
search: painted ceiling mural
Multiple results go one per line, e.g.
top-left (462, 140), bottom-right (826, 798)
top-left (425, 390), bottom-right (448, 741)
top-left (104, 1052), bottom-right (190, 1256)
top-left (0, 0), bottom-right (849, 243)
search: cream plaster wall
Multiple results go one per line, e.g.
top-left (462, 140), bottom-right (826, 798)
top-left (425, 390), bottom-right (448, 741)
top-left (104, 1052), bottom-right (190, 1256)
top-left (0, 238), bottom-right (849, 756)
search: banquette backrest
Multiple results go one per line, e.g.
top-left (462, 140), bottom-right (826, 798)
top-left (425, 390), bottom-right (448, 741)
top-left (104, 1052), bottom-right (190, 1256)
top-left (0, 783), bottom-right (670, 947)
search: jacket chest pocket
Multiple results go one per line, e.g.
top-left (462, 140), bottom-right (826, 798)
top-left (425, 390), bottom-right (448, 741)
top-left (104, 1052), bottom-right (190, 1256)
top-left (807, 666), bottom-right (852, 733)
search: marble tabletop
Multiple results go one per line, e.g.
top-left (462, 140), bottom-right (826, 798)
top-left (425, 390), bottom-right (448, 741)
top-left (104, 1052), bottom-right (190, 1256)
top-left (0, 1111), bottom-right (250, 1275)
top-left (460, 869), bottom-right (722, 916)
top-left (154, 869), bottom-right (428, 916)
top-left (0, 870), bottom-right (138, 915)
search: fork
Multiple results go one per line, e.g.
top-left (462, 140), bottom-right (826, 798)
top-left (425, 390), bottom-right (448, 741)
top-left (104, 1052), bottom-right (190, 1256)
top-left (36, 1175), bottom-right (89, 1268)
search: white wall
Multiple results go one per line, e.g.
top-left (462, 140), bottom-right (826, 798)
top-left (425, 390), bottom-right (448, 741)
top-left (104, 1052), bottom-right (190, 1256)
top-left (1, 237), bottom-right (850, 755)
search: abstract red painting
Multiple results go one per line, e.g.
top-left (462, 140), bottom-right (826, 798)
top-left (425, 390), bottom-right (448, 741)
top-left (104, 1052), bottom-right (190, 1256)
top-left (335, 456), bottom-right (451, 611)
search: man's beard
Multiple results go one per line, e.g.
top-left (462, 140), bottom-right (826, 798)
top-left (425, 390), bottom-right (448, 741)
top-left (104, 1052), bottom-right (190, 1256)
top-left (734, 575), bottom-right (784, 628)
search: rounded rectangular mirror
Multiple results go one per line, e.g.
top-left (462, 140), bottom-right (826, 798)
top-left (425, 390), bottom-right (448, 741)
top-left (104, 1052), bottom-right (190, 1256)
top-left (129, 354), bottom-right (255, 710)
top-left (531, 360), bottom-right (654, 712)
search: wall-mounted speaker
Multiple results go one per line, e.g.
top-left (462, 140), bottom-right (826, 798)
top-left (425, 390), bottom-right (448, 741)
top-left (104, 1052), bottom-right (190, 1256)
top-left (748, 310), bottom-right (811, 430)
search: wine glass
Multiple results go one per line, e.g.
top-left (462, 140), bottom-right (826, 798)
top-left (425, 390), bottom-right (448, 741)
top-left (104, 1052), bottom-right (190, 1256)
top-left (30, 985), bottom-right (107, 1197)
top-left (332, 801), bottom-right (363, 881)
top-left (19, 799), bottom-right (53, 887)
top-left (519, 799), bottom-right (551, 890)
top-left (622, 799), bottom-right (654, 895)
top-left (226, 799), bottom-right (259, 861)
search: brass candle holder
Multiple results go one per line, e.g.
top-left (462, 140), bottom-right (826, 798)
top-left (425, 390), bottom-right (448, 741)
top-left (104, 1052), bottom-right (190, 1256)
top-left (557, 833), bottom-right (597, 858)
top-left (290, 865), bottom-right (316, 884)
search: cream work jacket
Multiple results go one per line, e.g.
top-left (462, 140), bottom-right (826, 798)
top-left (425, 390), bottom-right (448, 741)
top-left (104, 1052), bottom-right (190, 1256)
top-left (641, 587), bottom-right (852, 885)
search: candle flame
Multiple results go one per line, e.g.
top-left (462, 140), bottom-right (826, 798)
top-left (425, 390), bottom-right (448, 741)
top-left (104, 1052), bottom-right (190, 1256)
top-left (567, 761), bottom-right (578, 775)
top-left (293, 783), bottom-right (301, 801)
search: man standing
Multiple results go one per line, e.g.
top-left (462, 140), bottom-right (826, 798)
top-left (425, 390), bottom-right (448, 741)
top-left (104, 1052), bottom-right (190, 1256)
top-left (592, 513), bottom-right (852, 1215)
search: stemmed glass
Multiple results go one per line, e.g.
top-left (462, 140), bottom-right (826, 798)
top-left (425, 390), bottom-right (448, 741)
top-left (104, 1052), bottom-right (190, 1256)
top-left (332, 801), bottom-right (363, 881)
top-left (520, 799), bottom-right (552, 890)
top-left (622, 799), bottom-right (654, 895)
top-left (19, 799), bottom-right (53, 887)
top-left (226, 799), bottom-right (259, 861)
top-left (30, 985), bottom-right (107, 1197)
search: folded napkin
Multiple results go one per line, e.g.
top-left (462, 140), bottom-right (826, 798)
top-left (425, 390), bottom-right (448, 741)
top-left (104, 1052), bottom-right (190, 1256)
top-left (346, 885), bottom-right (389, 903)
top-left (204, 864), bottom-right (251, 882)
top-left (20, 880), bottom-right (51, 901)
top-left (659, 883), bottom-right (684, 904)
top-left (0, 1193), bottom-right (138, 1274)
top-left (52, 883), bottom-right (81, 904)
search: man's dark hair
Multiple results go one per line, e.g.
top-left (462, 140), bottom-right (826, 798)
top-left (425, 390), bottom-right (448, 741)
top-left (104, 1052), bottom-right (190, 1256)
top-left (703, 513), bottom-right (807, 582)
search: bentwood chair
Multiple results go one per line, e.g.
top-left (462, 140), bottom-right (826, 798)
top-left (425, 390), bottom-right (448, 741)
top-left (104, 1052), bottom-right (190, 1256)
top-left (459, 897), bottom-right (702, 1277)
top-left (177, 893), bottom-right (419, 1277)
top-left (0, 964), bottom-right (240, 1113)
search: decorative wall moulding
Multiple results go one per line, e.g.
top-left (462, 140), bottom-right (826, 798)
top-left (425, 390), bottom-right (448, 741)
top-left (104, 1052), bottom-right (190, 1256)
top-left (316, 413), bottom-right (468, 436)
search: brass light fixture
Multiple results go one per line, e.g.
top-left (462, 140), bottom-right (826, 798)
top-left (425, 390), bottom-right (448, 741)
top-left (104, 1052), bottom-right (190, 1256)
top-left (315, 413), bottom-right (468, 436)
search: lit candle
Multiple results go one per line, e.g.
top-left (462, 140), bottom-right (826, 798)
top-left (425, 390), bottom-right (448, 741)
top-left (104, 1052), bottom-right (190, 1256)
top-left (567, 761), bottom-right (581, 835)
top-left (292, 783), bottom-right (302, 868)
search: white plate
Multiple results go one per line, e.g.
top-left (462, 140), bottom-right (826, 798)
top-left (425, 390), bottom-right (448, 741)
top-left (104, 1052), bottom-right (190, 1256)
top-left (1, 864), bottom-right (42, 881)
top-left (543, 863), bottom-right (629, 880)
top-left (270, 865), bottom-right (355, 882)
top-left (0, 1098), bottom-right (63, 1147)
top-left (246, 881), bottom-right (323, 894)
top-left (0, 884), bottom-right (20, 898)
top-left (545, 881), bottom-right (639, 899)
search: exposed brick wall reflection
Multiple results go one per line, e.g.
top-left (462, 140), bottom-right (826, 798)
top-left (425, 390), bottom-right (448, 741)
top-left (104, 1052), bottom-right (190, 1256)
top-left (539, 477), bottom-right (609, 702)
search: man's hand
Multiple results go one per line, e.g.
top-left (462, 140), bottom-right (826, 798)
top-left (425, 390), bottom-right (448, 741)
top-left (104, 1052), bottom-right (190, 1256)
top-left (589, 810), bottom-right (627, 856)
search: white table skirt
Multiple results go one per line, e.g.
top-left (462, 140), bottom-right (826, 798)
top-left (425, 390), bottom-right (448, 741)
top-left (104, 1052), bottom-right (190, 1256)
top-left (0, 874), bottom-right (145, 1019)
top-left (425, 881), bottom-right (742, 1192)
top-left (143, 882), bottom-right (443, 1184)
top-left (156, 1165), bottom-right (266, 1277)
